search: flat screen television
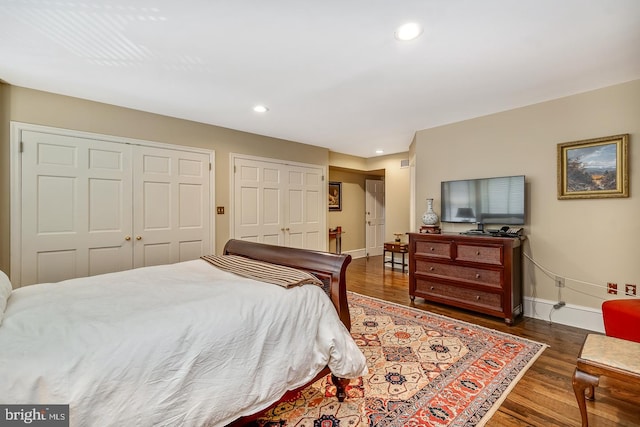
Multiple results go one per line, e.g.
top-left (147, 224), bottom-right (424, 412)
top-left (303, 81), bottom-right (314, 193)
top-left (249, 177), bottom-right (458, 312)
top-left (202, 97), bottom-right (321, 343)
top-left (440, 175), bottom-right (525, 231)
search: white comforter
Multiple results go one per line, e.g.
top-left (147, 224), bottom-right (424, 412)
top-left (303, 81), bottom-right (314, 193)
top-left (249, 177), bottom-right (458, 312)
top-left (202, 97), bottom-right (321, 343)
top-left (0, 259), bottom-right (367, 426)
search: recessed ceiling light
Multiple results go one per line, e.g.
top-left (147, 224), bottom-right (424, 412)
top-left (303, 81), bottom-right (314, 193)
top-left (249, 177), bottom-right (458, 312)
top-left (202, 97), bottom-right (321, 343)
top-left (253, 105), bottom-right (269, 113)
top-left (376, 149), bottom-right (384, 155)
top-left (395, 22), bottom-right (423, 41)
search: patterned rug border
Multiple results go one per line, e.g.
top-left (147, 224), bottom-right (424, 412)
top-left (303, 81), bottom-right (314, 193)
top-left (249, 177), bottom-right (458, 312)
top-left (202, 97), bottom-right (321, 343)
top-left (347, 291), bottom-right (549, 426)
top-left (347, 291), bottom-right (548, 348)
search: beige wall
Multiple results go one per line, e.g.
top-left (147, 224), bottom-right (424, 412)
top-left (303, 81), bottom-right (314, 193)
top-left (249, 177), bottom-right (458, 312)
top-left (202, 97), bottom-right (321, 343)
top-left (413, 79), bottom-right (640, 310)
top-left (0, 85), bottom-right (329, 274)
top-left (328, 152), bottom-right (411, 252)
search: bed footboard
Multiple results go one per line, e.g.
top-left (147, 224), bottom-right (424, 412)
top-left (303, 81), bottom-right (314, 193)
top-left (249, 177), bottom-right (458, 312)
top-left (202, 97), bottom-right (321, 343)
top-left (223, 239), bottom-right (353, 330)
top-left (223, 240), bottom-right (356, 425)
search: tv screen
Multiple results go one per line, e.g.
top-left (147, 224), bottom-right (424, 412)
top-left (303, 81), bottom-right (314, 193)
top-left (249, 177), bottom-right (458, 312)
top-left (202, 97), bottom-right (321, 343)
top-left (440, 175), bottom-right (525, 226)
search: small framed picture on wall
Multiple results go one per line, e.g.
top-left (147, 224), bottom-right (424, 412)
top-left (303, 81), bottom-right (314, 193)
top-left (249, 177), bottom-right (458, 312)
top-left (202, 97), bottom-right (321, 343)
top-left (328, 181), bottom-right (342, 211)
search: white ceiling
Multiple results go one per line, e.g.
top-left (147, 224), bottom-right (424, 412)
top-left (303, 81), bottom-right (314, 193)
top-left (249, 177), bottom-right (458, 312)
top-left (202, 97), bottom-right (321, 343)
top-left (1, 1), bottom-right (639, 158)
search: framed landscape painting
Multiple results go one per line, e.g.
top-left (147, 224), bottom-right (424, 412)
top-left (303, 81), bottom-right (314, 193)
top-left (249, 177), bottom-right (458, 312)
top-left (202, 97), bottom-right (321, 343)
top-left (557, 134), bottom-right (629, 199)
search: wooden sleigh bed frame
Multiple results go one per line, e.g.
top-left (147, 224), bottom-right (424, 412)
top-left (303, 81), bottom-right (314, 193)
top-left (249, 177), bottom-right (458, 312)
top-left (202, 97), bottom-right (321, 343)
top-left (223, 239), bottom-right (354, 422)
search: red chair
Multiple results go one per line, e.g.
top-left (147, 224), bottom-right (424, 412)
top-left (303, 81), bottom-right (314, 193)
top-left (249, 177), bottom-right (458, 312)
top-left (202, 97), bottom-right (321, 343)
top-left (602, 299), bottom-right (640, 343)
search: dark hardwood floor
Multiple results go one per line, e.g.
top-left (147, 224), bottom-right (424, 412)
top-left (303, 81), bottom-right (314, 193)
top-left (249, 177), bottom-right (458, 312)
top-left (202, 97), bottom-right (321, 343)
top-left (346, 255), bottom-right (640, 427)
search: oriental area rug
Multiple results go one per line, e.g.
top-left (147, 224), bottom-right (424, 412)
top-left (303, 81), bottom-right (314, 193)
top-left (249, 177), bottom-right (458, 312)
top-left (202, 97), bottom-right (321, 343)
top-left (252, 292), bottom-right (547, 427)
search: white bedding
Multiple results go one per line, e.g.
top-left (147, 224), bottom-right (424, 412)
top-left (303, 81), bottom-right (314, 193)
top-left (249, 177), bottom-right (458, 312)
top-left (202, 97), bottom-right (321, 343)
top-left (0, 259), bottom-right (367, 426)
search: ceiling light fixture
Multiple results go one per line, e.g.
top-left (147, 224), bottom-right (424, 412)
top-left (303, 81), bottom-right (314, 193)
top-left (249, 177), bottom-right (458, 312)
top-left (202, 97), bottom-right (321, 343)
top-left (253, 105), bottom-right (269, 113)
top-left (394, 22), bottom-right (423, 41)
top-left (376, 149), bottom-right (384, 155)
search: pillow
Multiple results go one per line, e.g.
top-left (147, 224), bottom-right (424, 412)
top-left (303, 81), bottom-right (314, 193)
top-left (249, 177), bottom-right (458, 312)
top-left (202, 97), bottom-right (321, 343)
top-left (0, 270), bottom-right (12, 326)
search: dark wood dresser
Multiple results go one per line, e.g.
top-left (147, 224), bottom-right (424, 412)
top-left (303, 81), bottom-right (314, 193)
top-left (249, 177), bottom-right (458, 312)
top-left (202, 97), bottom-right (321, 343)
top-left (408, 232), bottom-right (523, 324)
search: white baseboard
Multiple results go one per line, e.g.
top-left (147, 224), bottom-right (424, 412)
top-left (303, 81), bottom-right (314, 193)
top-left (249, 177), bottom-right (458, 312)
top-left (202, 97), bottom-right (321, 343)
top-left (523, 296), bottom-right (604, 333)
top-left (349, 250), bottom-right (408, 272)
top-left (342, 248), bottom-right (368, 260)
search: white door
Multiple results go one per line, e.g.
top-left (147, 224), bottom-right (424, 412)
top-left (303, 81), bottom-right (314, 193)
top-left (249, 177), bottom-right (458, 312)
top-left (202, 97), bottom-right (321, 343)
top-left (233, 157), bottom-right (285, 246)
top-left (17, 126), bottom-right (212, 286)
top-left (133, 146), bottom-right (211, 268)
top-left (365, 179), bottom-right (385, 257)
top-left (232, 156), bottom-right (325, 250)
top-left (20, 130), bottom-right (134, 285)
top-left (285, 165), bottom-right (323, 250)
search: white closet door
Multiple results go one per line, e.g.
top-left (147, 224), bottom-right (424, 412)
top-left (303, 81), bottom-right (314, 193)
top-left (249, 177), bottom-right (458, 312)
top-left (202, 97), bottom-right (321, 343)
top-left (233, 156), bottom-right (325, 250)
top-left (21, 131), bottom-right (133, 285)
top-left (233, 157), bottom-right (285, 246)
top-left (132, 146), bottom-right (211, 268)
top-left (16, 124), bottom-right (213, 287)
top-left (285, 165), bottom-right (323, 250)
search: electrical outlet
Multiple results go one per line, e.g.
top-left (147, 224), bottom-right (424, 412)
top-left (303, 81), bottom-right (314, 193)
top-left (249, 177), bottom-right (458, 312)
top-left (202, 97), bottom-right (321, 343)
top-left (625, 284), bottom-right (637, 297)
top-left (555, 276), bottom-right (565, 287)
top-left (608, 282), bottom-right (618, 295)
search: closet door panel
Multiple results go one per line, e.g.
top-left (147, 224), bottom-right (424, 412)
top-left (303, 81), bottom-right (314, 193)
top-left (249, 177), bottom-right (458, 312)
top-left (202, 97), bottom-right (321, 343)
top-left (285, 165), bottom-right (323, 251)
top-left (233, 158), bottom-right (284, 245)
top-left (133, 146), bottom-right (210, 267)
top-left (20, 131), bottom-right (133, 286)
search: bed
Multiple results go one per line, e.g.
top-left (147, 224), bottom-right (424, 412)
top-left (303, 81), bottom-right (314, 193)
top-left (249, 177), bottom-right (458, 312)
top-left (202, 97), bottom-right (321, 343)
top-left (0, 239), bottom-right (368, 427)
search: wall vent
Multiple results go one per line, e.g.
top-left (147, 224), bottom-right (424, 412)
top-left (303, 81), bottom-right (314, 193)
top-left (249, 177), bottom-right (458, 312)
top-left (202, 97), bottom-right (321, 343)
top-left (400, 159), bottom-right (409, 168)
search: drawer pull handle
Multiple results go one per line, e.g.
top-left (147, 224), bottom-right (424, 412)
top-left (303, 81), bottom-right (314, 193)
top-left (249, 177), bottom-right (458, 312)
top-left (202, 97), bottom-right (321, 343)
top-left (429, 267), bottom-right (435, 271)
top-left (476, 295), bottom-right (481, 300)
top-left (430, 286), bottom-right (435, 290)
top-left (475, 273), bottom-right (481, 279)
top-left (476, 251), bottom-right (481, 256)
top-left (430, 247), bottom-right (435, 251)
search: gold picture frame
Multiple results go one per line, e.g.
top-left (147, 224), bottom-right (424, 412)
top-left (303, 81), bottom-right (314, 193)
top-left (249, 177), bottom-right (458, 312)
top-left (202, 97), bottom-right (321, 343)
top-left (557, 134), bottom-right (629, 199)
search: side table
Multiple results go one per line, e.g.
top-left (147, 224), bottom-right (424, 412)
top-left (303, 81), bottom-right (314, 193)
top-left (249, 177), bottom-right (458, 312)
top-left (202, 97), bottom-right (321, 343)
top-left (383, 242), bottom-right (408, 273)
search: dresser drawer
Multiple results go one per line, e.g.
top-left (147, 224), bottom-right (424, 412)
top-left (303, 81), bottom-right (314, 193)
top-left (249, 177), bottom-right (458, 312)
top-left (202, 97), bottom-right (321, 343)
top-left (456, 243), bottom-right (503, 265)
top-left (416, 259), bottom-right (502, 288)
top-left (415, 279), bottom-right (503, 312)
top-left (415, 240), bottom-right (452, 260)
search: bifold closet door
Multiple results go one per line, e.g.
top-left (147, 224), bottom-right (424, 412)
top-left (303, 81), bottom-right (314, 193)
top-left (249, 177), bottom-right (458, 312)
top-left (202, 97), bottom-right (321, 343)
top-left (284, 164), bottom-right (323, 250)
top-left (233, 157), bottom-right (324, 250)
top-left (132, 146), bottom-right (210, 268)
top-left (19, 129), bottom-right (212, 286)
top-left (234, 157), bottom-right (285, 246)
top-left (21, 131), bottom-right (134, 285)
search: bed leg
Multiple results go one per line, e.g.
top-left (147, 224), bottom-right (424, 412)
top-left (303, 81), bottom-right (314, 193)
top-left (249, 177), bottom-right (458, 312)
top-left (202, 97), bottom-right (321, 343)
top-left (332, 374), bottom-right (350, 402)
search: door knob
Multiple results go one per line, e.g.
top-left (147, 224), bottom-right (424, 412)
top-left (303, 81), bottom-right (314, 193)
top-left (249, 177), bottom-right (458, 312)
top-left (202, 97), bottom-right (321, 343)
top-left (125, 235), bottom-right (131, 241)
top-left (136, 236), bottom-right (142, 240)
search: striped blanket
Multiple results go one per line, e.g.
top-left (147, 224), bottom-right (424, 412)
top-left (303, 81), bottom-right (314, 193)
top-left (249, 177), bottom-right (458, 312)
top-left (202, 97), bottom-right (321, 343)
top-left (200, 254), bottom-right (324, 289)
